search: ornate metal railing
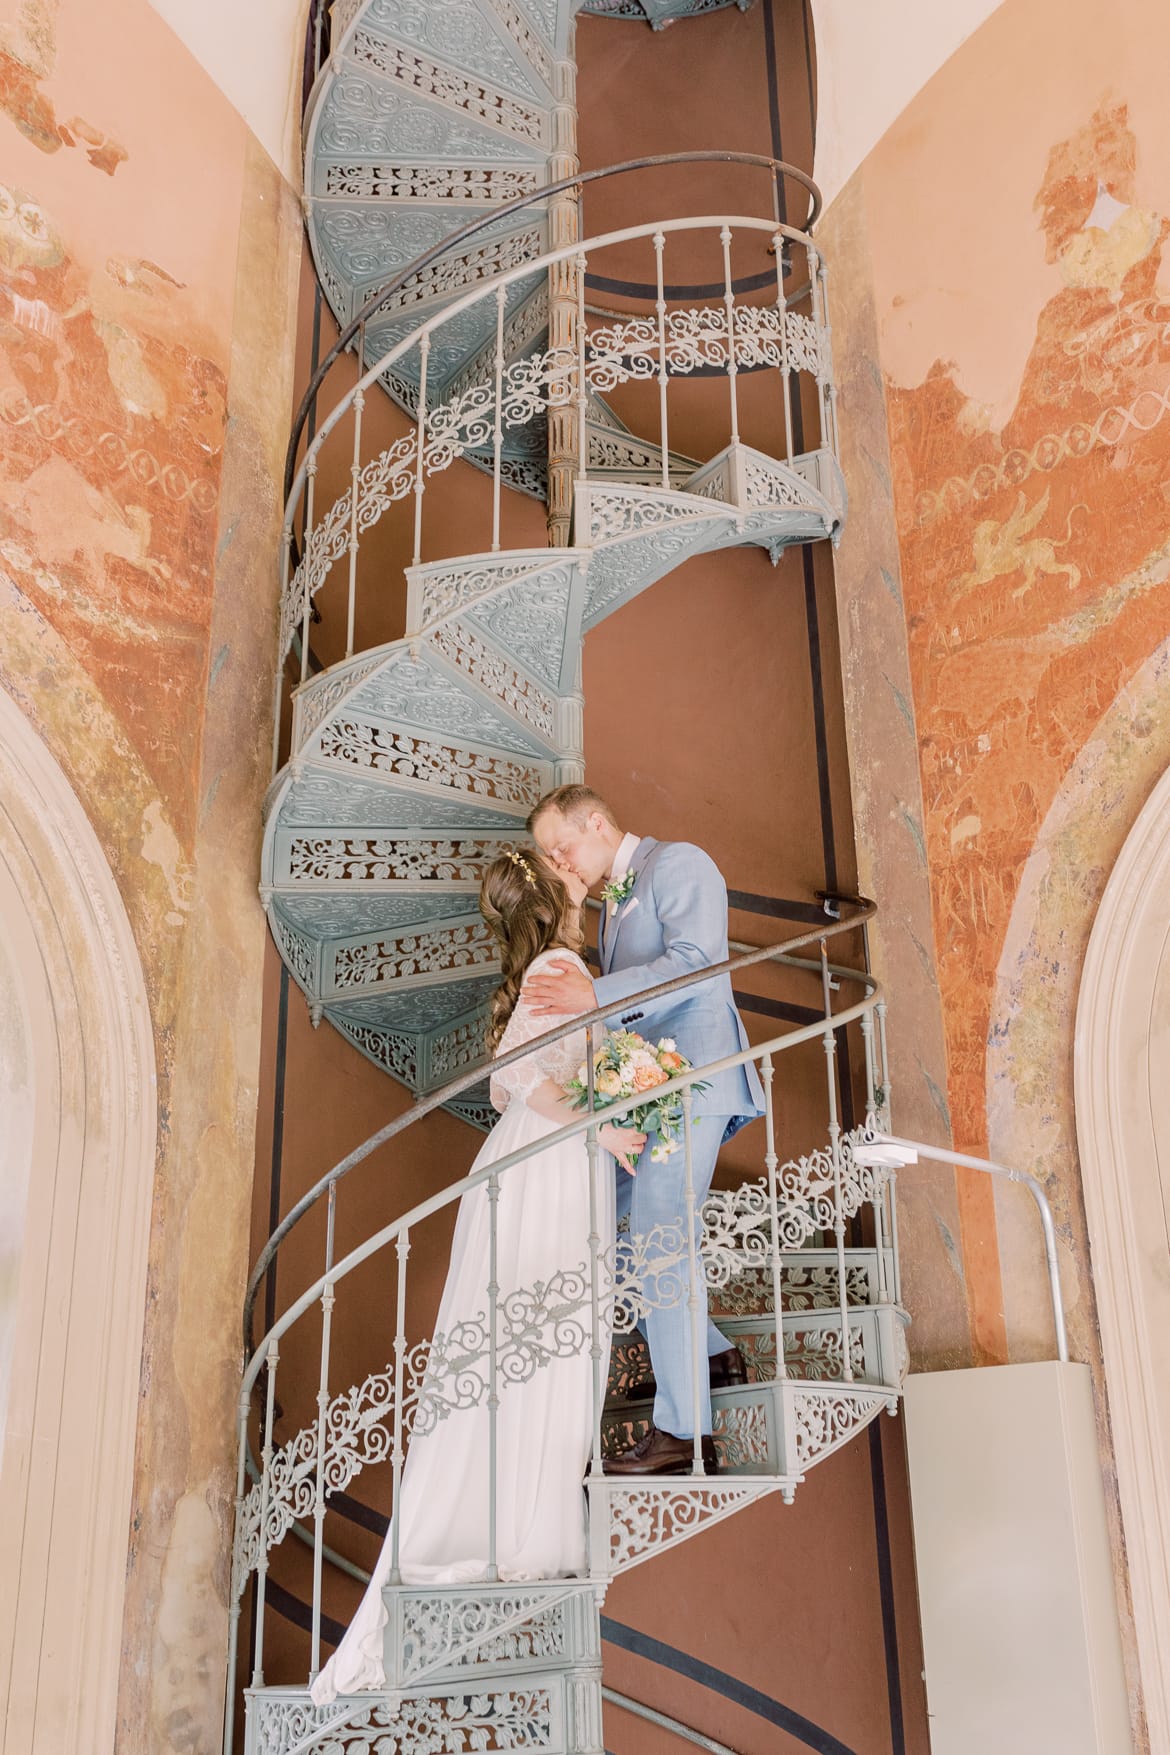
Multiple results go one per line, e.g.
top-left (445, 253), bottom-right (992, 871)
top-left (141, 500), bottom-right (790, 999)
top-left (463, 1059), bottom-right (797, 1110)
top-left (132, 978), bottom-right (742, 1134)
top-left (285, 150), bottom-right (821, 500)
top-left (243, 906), bottom-right (876, 1358)
top-left (231, 909), bottom-right (1073, 1755)
top-left (274, 203), bottom-right (837, 772)
top-left (228, 905), bottom-right (896, 1740)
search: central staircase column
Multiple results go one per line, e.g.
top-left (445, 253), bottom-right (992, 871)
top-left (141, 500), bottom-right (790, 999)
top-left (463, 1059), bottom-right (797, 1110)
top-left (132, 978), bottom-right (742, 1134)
top-left (546, 32), bottom-right (580, 548)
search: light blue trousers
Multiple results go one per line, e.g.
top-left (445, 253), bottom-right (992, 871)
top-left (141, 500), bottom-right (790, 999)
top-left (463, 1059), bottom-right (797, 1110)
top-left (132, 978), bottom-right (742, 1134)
top-left (614, 1114), bottom-right (735, 1438)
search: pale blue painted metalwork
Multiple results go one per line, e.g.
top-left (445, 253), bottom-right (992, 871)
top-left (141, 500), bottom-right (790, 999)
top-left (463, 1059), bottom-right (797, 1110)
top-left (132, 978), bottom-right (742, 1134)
top-left (265, 206), bottom-right (843, 1107)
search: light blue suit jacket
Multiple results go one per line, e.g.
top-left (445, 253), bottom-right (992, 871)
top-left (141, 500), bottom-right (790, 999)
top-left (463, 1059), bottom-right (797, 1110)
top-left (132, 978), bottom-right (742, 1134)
top-left (593, 838), bottom-right (765, 1140)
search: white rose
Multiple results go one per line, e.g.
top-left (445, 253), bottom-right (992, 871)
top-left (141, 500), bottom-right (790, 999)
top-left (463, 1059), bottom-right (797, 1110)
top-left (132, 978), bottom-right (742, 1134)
top-left (658, 1038), bottom-right (677, 1053)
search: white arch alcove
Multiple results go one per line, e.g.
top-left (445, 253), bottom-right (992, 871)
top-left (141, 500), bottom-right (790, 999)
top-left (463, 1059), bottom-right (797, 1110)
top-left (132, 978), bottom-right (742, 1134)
top-left (0, 687), bottom-right (157, 1755)
top-left (1075, 766), bottom-right (1170, 1754)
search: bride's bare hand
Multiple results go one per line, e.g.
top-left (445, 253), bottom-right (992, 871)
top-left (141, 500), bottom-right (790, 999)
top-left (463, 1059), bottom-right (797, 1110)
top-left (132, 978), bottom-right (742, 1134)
top-left (599, 1123), bottom-right (647, 1174)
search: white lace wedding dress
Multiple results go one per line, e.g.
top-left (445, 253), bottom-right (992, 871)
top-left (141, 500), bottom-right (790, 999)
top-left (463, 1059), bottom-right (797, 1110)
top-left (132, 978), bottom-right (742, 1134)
top-left (311, 949), bottom-right (611, 1704)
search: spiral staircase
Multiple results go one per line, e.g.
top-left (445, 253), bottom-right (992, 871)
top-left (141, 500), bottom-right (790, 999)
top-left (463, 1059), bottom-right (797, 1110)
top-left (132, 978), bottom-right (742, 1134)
top-left (230, 5), bottom-right (900, 1753)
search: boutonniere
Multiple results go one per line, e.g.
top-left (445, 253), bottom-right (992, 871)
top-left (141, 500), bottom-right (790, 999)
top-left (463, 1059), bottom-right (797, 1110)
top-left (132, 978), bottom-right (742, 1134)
top-left (601, 871), bottom-right (636, 918)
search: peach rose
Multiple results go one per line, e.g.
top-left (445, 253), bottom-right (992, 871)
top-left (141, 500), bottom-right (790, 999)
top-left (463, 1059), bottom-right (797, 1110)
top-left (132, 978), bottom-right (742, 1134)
top-left (633, 1063), bottom-right (667, 1091)
top-left (659, 1051), bottom-right (683, 1072)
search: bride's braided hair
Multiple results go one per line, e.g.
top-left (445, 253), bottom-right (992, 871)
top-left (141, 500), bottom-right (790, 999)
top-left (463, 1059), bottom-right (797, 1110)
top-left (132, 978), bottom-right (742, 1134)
top-left (480, 850), bottom-right (584, 1050)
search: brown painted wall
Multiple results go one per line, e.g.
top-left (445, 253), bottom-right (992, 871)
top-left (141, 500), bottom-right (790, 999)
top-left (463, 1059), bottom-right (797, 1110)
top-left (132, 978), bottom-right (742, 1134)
top-left (0, 0), bottom-right (301, 1746)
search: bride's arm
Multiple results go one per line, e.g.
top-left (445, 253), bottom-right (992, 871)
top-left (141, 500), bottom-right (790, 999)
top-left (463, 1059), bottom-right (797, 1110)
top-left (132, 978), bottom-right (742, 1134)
top-left (523, 1079), bottom-right (646, 1174)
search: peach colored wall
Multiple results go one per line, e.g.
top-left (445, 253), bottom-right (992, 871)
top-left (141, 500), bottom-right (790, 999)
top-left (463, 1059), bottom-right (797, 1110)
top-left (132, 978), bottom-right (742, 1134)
top-left (824, 0), bottom-right (1170, 1740)
top-left (0, 0), bottom-right (301, 1747)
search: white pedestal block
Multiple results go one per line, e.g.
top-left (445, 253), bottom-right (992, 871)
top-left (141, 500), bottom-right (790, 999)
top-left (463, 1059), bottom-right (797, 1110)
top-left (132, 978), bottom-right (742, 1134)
top-left (903, 1361), bottom-right (1132, 1755)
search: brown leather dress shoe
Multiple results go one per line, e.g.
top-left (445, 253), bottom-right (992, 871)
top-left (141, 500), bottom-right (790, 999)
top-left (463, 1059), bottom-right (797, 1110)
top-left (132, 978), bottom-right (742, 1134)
top-left (622, 1345), bottom-right (747, 1402)
top-left (603, 1427), bottom-right (718, 1475)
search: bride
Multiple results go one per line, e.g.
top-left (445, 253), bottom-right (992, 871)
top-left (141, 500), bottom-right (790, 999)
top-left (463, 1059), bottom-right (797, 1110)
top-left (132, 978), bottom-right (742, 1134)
top-left (311, 849), bottom-right (645, 1704)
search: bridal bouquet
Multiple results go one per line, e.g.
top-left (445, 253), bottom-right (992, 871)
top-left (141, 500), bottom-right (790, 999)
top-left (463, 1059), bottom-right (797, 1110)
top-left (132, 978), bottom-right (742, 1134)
top-left (566, 1029), bottom-right (706, 1162)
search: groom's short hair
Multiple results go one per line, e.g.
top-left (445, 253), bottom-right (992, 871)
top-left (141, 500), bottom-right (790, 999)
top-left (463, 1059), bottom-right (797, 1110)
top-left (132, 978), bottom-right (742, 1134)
top-left (527, 784), bottom-right (616, 833)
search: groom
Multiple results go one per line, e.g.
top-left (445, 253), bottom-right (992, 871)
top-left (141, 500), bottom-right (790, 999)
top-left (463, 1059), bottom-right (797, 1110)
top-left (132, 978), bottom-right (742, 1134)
top-left (526, 784), bottom-right (764, 1475)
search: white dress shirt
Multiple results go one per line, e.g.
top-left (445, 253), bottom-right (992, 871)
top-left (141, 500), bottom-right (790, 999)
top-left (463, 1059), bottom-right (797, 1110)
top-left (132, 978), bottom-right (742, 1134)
top-left (608, 831), bottom-right (641, 885)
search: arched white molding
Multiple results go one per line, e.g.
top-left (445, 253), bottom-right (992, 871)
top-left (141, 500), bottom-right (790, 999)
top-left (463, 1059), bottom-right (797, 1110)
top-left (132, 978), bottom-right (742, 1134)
top-left (1075, 765), bottom-right (1170, 1755)
top-left (0, 688), bottom-right (157, 1755)
top-left (810, 0), bottom-right (1007, 213)
top-left (146, 0), bottom-right (309, 182)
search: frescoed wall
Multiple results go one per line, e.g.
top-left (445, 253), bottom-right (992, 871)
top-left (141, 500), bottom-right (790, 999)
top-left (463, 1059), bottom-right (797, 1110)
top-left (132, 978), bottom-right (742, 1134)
top-left (0, 0), bottom-right (302, 1747)
top-left (823, 0), bottom-right (1170, 1738)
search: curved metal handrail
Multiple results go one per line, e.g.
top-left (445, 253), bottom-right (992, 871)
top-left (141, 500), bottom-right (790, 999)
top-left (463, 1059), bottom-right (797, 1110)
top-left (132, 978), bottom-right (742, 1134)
top-left (867, 1134), bottom-right (1069, 1362)
top-left (244, 898), bottom-right (876, 1357)
top-left (286, 148), bottom-right (821, 500)
top-left (277, 206), bottom-right (834, 693)
top-left (245, 952), bottom-right (880, 1397)
top-left (287, 209), bottom-right (816, 520)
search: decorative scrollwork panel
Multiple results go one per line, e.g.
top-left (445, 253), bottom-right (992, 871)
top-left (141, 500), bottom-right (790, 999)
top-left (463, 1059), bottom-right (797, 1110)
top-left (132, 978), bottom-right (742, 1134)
top-left (251, 1688), bottom-right (556, 1755)
top-left (316, 719), bottom-right (544, 808)
top-left (331, 919), bottom-right (497, 991)
top-left (285, 834), bottom-right (505, 883)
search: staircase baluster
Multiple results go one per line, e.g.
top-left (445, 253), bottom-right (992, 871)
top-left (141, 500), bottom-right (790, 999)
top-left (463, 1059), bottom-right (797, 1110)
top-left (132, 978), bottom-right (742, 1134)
top-left (223, 1388), bottom-right (250, 1755)
top-left (772, 231), bottom-right (794, 463)
top-left (274, 522), bottom-right (292, 775)
top-left (576, 248), bottom-right (589, 487)
top-left (871, 1165), bottom-right (889, 1308)
top-left (345, 388), bottom-right (364, 659)
top-left (875, 996), bottom-right (892, 1128)
top-left (720, 226), bottom-right (740, 446)
top-left (309, 1181), bottom-right (338, 1678)
top-left (654, 231), bottom-right (670, 489)
top-left (874, 994), bottom-right (901, 1305)
top-left (761, 1053), bottom-right (787, 1386)
top-left (819, 941), bottom-right (853, 1385)
top-left (887, 1169), bottom-right (903, 1308)
top-left (412, 333), bottom-right (429, 567)
top-left (546, 48), bottom-right (580, 547)
top-left (681, 1086), bottom-right (705, 1473)
top-left (587, 1120), bottom-right (604, 1477)
top-left (487, 1171), bottom-right (501, 1581)
top-left (252, 1335), bottom-right (280, 1686)
top-left (807, 242), bottom-right (829, 455)
top-left (311, 0), bottom-right (323, 81)
top-left (818, 258), bottom-right (840, 460)
top-left (859, 996), bottom-right (878, 1129)
top-left (586, 1036), bottom-right (604, 1477)
top-left (858, 999), bottom-right (890, 1306)
top-left (300, 457), bottom-right (317, 687)
top-left (491, 286), bottom-right (505, 552)
top-left (389, 1225), bottom-right (410, 1584)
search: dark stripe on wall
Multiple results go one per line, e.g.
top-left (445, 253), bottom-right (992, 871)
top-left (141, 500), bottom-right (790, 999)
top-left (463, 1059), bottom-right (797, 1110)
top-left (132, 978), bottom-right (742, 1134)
top-left (268, 1577), bottom-right (347, 1652)
top-left (726, 889), bottom-right (830, 926)
top-left (334, 1487), bottom-right (389, 1537)
top-left (762, 0), bottom-right (787, 225)
top-left (803, 555), bottom-right (838, 893)
top-left (801, 0), bottom-right (817, 150)
top-left (585, 268), bottom-right (777, 301)
top-left (600, 1618), bottom-right (861, 1755)
top-left (734, 989), bottom-right (820, 1027)
top-left (264, 963), bottom-right (291, 1339)
top-left (867, 1422), bottom-right (907, 1754)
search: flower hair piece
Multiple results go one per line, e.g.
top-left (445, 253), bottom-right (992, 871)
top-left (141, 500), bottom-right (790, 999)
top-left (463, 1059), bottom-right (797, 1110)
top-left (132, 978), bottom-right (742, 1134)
top-left (506, 847), bottom-right (538, 887)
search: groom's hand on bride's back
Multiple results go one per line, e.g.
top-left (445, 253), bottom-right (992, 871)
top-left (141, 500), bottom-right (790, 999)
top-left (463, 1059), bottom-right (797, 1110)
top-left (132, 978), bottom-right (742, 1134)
top-left (526, 958), bottom-right (596, 1016)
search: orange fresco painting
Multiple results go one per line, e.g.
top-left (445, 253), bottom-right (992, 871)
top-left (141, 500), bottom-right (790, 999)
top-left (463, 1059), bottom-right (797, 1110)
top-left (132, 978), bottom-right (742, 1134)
top-left (884, 99), bottom-right (1170, 1359)
top-left (0, 0), bottom-right (246, 849)
top-left (0, 201), bottom-right (229, 842)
